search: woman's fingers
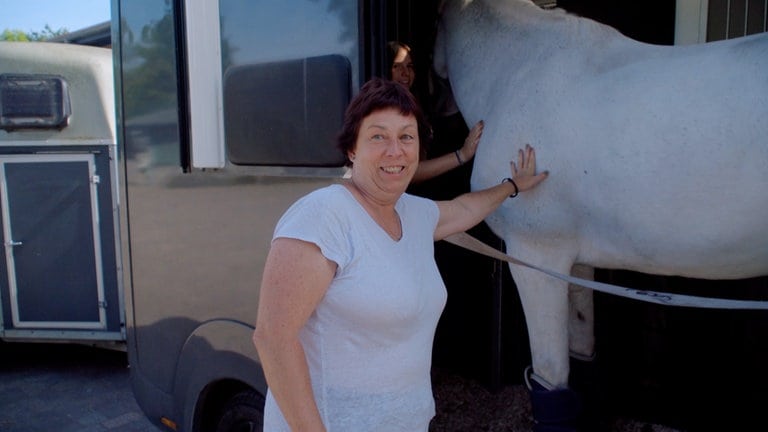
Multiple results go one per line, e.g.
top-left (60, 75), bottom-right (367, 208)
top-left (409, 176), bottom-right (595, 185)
top-left (516, 144), bottom-right (534, 174)
top-left (462, 121), bottom-right (484, 159)
top-left (509, 144), bottom-right (548, 192)
top-left (525, 144), bottom-right (536, 173)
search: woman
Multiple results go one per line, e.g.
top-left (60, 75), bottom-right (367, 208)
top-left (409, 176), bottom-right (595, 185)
top-left (387, 41), bottom-right (484, 184)
top-left (253, 78), bottom-right (548, 431)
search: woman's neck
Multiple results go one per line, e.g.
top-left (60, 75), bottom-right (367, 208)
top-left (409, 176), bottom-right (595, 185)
top-left (343, 180), bottom-right (397, 212)
top-left (343, 181), bottom-right (402, 240)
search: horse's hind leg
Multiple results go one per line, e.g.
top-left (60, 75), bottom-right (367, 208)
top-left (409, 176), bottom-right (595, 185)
top-left (568, 264), bottom-right (595, 360)
top-left (568, 265), bottom-right (601, 430)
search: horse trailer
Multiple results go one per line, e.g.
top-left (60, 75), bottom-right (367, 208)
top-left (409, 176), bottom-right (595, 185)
top-left (0, 42), bottom-right (124, 347)
top-left (110, 1), bottom-right (767, 431)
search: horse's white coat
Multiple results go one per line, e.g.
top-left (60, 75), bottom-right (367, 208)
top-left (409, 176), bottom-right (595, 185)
top-left (435, 0), bottom-right (768, 388)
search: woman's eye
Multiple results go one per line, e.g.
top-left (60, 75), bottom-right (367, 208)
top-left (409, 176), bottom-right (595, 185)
top-left (400, 134), bottom-right (415, 142)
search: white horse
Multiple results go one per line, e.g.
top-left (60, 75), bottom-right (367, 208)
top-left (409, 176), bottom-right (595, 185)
top-left (435, 0), bottom-right (768, 426)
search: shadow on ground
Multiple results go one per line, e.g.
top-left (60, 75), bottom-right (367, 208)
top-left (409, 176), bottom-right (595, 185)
top-left (0, 342), bottom-right (159, 432)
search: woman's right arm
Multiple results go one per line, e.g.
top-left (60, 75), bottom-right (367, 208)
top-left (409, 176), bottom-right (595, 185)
top-left (410, 120), bottom-right (484, 183)
top-left (253, 237), bottom-right (337, 432)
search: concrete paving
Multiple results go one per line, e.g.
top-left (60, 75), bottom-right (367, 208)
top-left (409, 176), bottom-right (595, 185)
top-left (0, 342), bottom-right (160, 432)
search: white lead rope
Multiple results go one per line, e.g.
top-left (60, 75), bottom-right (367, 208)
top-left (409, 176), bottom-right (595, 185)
top-left (444, 232), bottom-right (768, 310)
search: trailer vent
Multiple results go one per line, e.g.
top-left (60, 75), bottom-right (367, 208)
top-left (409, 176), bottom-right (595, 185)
top-left (0, 74), bottom-right (71, 131)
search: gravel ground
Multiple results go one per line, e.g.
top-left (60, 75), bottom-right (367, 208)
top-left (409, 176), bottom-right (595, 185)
top-left (2, 341), bottom-right (750, 431)
top-left (429, 368), bottom-right (683, 432)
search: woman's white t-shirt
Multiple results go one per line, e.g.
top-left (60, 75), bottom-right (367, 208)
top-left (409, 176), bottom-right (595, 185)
top-left (263, 184), bottom-right (447, 431)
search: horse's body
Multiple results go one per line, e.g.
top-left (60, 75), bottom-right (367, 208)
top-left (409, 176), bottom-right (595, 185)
top-left (435, 0), bottom-right (768, 397)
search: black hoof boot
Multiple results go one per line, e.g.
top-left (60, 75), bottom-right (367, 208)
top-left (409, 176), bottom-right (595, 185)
top-left (526, 367), bottom-right (583, 432)
top-left (569, 355), bottom-right (606, 432)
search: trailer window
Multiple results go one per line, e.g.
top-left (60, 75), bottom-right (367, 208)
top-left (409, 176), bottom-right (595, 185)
top-left (223, 55), bottom-right (350, 166)
top-left (218, 0), bottom-right (358, 167)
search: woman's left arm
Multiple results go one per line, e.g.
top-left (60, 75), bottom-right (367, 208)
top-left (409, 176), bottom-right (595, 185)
top-left (434, 144), bottom-right (548, 240)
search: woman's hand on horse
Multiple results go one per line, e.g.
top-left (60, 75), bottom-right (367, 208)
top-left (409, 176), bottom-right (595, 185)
top-left (511, 144), bottom-right (548, 192)
top-left (459, 120), bottom-right (484, 162)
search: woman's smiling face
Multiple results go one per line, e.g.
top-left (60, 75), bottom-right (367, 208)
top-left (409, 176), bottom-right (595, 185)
top-left (348, 107), bottom-right (420, 201)
top-left (390, 47), bottom-right (415, 90)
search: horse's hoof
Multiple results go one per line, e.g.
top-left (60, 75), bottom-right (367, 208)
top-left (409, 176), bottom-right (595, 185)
top-left (526, 367), bottom-right (583, 432)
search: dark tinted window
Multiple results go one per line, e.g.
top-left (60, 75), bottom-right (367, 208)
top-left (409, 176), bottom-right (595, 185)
top-left (219, 0), bottom-right (358, 166)
top-left (224, 55), bottom-right (350, 166)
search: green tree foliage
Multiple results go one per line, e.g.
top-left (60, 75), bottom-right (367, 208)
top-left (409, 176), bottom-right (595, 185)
top-left (29, 25), bottom-right (69, 41)
top-left (1, 29), bottom-right (30, 41)
top-left (0, 25), bottom-right (68, 41)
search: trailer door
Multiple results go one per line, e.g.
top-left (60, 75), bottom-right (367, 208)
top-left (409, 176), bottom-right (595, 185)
top-left (0, 154), bottom-right (109, 334)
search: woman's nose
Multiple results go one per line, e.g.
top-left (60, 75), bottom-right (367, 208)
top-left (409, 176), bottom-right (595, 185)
top-left (385, 138), bottom-right (405, 155)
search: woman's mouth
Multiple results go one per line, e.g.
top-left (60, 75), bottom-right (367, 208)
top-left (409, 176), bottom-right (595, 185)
top-left (381, 166), bottom-right (405, 174)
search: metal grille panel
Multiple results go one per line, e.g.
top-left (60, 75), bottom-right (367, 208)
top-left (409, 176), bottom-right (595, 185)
top-left (708, 0), bottom-right (768, 40)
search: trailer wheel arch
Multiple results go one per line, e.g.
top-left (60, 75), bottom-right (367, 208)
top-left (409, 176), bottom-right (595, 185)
top-left (205, 387), bottom-right (265, 432)
top-left (193, 380), bottom-right (264, 432)
top-left (173, 319), bottom-right (266, 432)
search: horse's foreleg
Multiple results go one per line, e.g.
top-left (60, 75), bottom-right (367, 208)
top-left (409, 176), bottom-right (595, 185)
top-left (511, 263), bottom-right (571, 388)
top-left (510, 256), bottom-right (583, 432)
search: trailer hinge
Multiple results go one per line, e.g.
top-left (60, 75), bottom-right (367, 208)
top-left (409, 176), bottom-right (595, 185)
top-left (91, 175), bottom-right (101, 184)
top-left (98, 300), bottom-right (108, 309)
